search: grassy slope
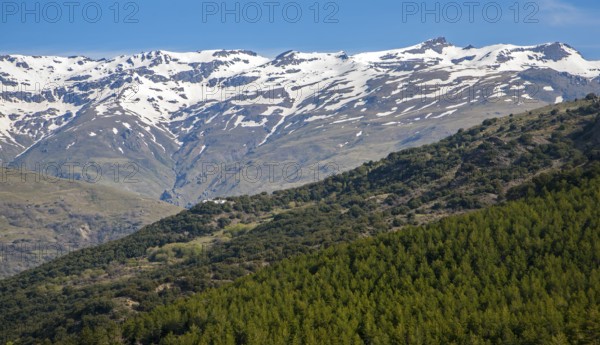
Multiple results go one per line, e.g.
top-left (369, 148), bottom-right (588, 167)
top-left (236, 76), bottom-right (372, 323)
top-left (0, 171), bottom-right (183, 277)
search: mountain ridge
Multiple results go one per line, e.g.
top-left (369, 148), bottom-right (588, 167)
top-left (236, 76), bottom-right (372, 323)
top-left (2, 38), bottom-right (600, 205)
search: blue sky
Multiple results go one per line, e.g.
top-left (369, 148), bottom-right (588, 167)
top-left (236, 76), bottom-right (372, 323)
top-left (1, 0), bottom-right (599, 59)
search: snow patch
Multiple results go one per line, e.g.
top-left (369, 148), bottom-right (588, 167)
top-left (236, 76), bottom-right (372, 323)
top-left (433, 109), bottom-right (458, 119)
top-left (332, 116), bottom-right (364, 124)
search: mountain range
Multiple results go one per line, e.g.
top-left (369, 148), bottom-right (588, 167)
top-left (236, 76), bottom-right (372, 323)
top-left (2, 37), bottom-right (600, 206)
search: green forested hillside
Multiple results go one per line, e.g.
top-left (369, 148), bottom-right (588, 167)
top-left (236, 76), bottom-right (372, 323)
top-left (1, 97), bottom-right (599, 344)
top-left (99, 165), bottom-right (600, 345)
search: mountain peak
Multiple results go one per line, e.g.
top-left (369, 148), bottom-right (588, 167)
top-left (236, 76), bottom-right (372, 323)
top-left (271, 50), bottom-right (308, 67)
top-left (335, 51), bottom-right (349, 60)
top-left (274, 50), bottom-right (298, 60)
top-left (402, 37), bottom-right (453, 54)
top-left (531, 42), bottom-right (580, 61)
top-left (211, 49), bottom-right (259, 58)
top-left (423, 37), bottom-right (449, 46)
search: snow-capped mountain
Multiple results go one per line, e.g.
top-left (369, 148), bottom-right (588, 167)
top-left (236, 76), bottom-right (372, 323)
top-left (1, 38), bottom-right (600, 206)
